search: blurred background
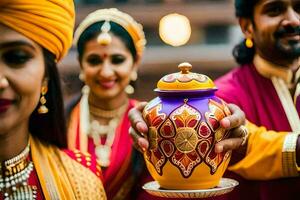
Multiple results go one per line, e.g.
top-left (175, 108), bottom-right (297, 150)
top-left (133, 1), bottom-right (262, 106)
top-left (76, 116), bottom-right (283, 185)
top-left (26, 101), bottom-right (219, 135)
top-left (59, 0), bottom-right (243, 103)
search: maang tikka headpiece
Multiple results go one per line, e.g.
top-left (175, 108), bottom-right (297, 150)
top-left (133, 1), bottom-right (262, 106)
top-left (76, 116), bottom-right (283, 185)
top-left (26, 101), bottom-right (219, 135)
top-left (73, 8), bottom-right (146, 57)
top-left (97, 21), bottom-right (112, 45)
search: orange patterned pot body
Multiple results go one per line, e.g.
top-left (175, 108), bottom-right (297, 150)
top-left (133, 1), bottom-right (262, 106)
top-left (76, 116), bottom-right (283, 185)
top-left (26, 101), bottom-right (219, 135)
top-left (142, 63), bottom-right (231, 190)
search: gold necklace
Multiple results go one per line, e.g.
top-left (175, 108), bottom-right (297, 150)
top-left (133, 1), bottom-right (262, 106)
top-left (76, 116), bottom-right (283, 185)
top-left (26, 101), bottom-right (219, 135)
top-left (89, 99), bottom-right (129, 119)
top-left (0, 144), bottom-right (37, 200)
top-left (89, 100), bottom-right (129, 167)
top-left (89, 116), bottom-right (121, 167)
top-left (80, 85), bottom-right (129, 167)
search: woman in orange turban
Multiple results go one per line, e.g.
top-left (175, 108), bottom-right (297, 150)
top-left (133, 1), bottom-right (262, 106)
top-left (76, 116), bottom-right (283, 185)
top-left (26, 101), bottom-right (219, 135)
top-left (0, 1), bottom-right (106, 199)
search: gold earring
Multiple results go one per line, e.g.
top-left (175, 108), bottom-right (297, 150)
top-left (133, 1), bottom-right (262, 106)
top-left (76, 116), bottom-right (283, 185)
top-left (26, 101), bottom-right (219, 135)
top-left (125, 84), bottom-right (134, 95)
top-left (245, 38), bottom-right (253, 48)
top-left (131, 71), bottom-right (138, 81)
top-left (125, 71), bottom-right (138, 94)
top-left (79, 72), bottom-right (85, 82)
top-left (38, 85), bottom-right (48, 114)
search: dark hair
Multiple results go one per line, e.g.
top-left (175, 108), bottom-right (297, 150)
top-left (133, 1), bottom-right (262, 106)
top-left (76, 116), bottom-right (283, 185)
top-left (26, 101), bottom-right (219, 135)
top-left (77, 21), bottom-right (137, 62)
top-left (233, 0), bottom-right (260, 65)
top-left (29, 49), bottom-right (67, 148)
top-left (232, 39), bottom-right (256, 65)
top-left (234, 0), bottom-right (260, 18)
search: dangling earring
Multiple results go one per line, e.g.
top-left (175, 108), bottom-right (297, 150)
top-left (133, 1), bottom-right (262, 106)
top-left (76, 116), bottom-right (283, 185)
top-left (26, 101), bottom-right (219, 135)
top-left (79, 72), bottom-right (85, 82)
top-left (80, 85), bottom-right (90, 135)
top-left (38, 85), bottom-right (48, 114)
top-left (245, 38), bottom-right (253, 48)
top-left (125, 85), bottom-right (134, 95)
top-left (125, 71), bottom-right (138, 95)
top-left (130, 71), bottom-right (137, 81)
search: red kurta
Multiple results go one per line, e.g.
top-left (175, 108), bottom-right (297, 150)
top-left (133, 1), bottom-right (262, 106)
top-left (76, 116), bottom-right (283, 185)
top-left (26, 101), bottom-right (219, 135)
top-left (216, 63), bottom-right (293, 131)
top-left (214, 63), bottom-right (300, 200)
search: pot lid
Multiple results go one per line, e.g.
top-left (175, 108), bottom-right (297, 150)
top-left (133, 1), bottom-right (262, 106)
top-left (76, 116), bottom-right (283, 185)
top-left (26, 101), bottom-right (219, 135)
top-left (157, 62), bottom-right (216, 91)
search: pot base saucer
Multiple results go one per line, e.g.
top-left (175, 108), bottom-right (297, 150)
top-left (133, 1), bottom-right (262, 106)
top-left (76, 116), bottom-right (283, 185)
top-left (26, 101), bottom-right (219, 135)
top-left (142, 178), bottom-right (238, 198)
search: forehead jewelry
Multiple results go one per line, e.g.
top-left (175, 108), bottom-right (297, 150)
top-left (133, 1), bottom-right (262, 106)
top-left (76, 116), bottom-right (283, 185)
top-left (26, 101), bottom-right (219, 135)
top-left (97, 21), bottom-right (112, 46)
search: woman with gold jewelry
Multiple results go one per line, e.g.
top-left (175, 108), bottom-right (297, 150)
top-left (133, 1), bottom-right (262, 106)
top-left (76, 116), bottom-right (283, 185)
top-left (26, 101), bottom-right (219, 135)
top-left (67, 8), bottom-right (146, 200)
top-left (0, 1), bottom-right (106, 199)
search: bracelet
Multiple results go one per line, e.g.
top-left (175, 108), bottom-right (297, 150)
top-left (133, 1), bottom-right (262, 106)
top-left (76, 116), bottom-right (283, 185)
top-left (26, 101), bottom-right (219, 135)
top-left (239, 125), bottom-right (249, 146)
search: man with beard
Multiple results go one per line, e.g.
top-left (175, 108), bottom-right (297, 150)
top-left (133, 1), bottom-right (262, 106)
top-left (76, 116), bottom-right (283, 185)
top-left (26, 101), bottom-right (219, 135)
top-left (212, 0), bottom-right (300, 199)
top-left (129, 0), bottom-right (300, 199)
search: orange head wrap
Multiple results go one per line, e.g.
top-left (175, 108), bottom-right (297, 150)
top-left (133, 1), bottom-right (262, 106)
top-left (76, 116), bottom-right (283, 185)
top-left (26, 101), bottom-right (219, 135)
top-left (74, 8), bottom-right (146, 57)
top-left (0, 0), bottom-right (75, 61)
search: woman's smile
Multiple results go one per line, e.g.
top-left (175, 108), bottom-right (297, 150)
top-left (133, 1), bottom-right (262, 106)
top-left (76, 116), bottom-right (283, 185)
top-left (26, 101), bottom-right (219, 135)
top-left (0, 98), bottom-right (13, 113)
top-left (98, 80), bottom-right (116, 89)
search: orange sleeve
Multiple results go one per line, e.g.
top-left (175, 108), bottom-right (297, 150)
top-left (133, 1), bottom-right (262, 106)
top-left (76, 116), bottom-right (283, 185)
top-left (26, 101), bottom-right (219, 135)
top-left (228, 121), bottom-right (299, 179)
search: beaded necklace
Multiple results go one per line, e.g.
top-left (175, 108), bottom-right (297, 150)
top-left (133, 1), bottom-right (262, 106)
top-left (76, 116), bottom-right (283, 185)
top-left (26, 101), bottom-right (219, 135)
top-left (80, 85), bottom-right (129, 167)
top-left (0, 144), bottom-right (37, 200)
top-left (89, 100), bottom-right (128, 167)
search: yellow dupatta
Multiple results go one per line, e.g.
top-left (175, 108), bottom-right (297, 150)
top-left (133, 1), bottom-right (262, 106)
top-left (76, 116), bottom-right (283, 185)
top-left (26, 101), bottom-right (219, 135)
top-left (30, 136), bottom-right (106, 199)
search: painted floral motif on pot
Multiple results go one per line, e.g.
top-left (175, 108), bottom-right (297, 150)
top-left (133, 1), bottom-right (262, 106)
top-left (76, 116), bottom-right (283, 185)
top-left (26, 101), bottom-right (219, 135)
top-left (142, 63), bottom-right (232, 190)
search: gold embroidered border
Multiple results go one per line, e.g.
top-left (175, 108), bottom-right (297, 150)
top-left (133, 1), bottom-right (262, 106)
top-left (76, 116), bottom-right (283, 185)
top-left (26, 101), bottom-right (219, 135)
top-left (282, 133), bottom-right (299, 177)
top-left (271, 77), bottom-right (300, 132)
top-left (60, 152), bottom-right (107, 200)
top-left (30, 139), bottom-right (60, 200)
top-left (294, 83), bottom-right (300, 104)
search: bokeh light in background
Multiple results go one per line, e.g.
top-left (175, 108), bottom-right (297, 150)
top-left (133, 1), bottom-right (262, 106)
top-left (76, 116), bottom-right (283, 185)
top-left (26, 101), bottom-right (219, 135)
top-left (159, 13), bottom-right (191, 47)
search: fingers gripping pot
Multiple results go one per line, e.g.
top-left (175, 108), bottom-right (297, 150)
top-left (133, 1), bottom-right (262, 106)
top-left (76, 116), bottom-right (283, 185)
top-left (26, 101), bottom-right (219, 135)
top-left (142, 63), bottom-right (232, 190)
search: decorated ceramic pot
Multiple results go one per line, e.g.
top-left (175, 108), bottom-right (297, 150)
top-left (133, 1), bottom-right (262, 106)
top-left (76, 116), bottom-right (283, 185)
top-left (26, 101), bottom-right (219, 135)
top-left (142, 62), bottom-right (232, 190)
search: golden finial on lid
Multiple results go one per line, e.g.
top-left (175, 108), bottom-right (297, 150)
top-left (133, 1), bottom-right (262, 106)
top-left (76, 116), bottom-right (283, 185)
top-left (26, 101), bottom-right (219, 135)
top-left (157, 62), bottom-right (215, 91)
top-left (97, 21), bottom-right (112, 46)
top-left (178, 62), bottom-right (192, 74)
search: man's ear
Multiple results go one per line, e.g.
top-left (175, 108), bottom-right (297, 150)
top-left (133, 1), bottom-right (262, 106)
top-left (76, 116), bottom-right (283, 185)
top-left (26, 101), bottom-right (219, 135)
top-left (239, 17), bottom-right (254, 39)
